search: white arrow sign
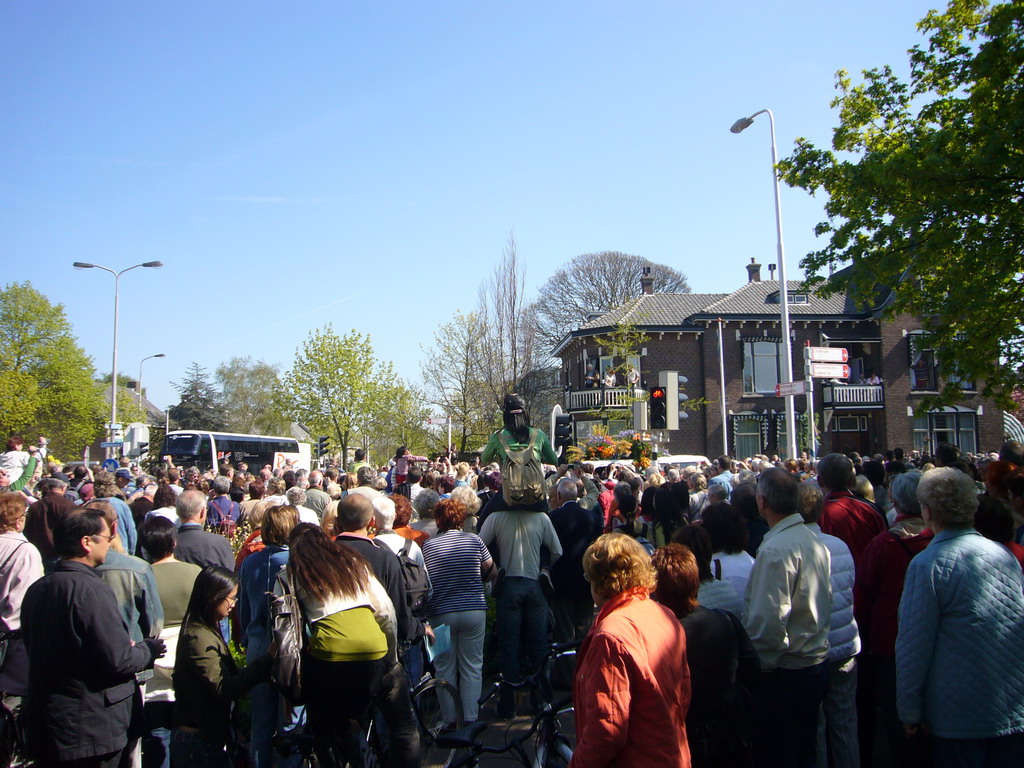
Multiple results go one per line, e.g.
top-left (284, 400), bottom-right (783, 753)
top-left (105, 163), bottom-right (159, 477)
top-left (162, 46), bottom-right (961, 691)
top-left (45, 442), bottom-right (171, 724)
top-left (810, 363), bottom-right (851, 379)
top-left (775, 380), bottom-right (808, 397)
top-left (808, 346), bottom-right (848, 363)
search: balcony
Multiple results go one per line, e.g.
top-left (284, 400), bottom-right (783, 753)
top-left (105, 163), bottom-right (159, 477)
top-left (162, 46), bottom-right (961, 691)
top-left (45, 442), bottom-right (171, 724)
top-left (821, 383), bottom-right (885, 409)
top-left (566, 387), bottom-right (646, 412)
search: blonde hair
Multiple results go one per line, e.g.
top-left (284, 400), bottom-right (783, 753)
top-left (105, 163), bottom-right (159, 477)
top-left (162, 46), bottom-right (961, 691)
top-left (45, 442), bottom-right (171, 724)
top-left (321, 500), bottom-right (339, 537)
top-left (583, 533), bottom-right (656, 600)
top-left (646, 473), bottom-right (666, 488)
top-left (854, 474), bottom-right (875, 502)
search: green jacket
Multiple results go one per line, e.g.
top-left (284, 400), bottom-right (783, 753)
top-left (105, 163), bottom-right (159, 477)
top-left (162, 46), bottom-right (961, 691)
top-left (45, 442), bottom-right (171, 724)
top-left (480, 428), bottom-right (559, 467)
top-left (173, 619), bottom-right (271, 744)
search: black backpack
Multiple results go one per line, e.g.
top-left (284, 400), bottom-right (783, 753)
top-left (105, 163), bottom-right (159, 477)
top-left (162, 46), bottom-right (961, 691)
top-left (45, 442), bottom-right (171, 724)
top-left (376, 537), bottom-right (432, 617)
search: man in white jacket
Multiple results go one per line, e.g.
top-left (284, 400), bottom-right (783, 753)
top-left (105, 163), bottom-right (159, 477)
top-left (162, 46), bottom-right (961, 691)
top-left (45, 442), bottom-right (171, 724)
top-left (799, 482), bottom-right (861, 768)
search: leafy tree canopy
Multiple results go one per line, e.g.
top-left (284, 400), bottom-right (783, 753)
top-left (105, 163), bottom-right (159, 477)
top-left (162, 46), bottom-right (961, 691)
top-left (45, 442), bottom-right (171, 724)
top-left (169, 363), bottom-right (225, 431)
top-left (0, 281), bottom-right (104, 454)
top-left (534, 252), bottom-right (690, 355)
top-left (778, 0), bottom-right (1024, 408)
top-left (279, 326), bottom-right (396, 464)
top-left (215, 356), bottom-right (291, 435)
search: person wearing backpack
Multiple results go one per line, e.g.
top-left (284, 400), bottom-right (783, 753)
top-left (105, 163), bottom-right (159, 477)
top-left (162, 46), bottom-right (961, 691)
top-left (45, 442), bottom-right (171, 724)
top-left (478, 395), bottom-right (563, 719)
top-left (479, 394), bottom-right (559, 516)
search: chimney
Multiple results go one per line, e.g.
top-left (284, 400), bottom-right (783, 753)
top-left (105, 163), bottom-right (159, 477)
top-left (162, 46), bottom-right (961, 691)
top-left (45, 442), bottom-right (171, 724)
top-left (746, 257), bottom-right (762, 283)
top-left (768, 263), bottom-right (777, 280)
top-left (126, 379), bottom-right (140, 393)
top-left (640, 266), bottom-right (654, 295)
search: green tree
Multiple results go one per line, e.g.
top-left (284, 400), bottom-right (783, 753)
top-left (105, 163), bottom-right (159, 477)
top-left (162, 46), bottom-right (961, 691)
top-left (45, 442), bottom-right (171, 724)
top-left (215, 356), bottom-right (291, 435)
top-left (364, 382), bottom-right (435, 461)
top-left (168, 363), bottom-right (225, 431)
top-left (777, 0), bottom-right (1024, 408)
top-left (279, 326), bottom-right (395, 465)
top-left (419, 310), bottom-right (499, 454)
top-left (0, 281), bottom-right (105, 454)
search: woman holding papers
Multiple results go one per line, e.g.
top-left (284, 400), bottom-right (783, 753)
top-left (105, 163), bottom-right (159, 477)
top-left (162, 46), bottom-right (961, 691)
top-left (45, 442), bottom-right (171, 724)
top-left (421, 498), bottom-right (496, 724)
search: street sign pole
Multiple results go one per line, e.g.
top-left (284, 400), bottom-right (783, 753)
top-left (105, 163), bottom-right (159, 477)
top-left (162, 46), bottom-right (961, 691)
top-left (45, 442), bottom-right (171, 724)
top-left (804, 344), bottom-right (818, 458)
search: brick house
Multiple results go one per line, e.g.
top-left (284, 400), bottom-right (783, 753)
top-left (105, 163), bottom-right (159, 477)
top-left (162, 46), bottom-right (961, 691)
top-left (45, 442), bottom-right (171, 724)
top-left (552, 263), bottom-right (1004, 459)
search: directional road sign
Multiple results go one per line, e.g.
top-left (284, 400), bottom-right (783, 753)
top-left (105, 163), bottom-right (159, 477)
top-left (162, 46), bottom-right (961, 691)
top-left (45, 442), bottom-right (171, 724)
top-left (809, 362), bottom-right (851, 379)
top-left (807, 346), bottom-right (848, 363)
top-left (775, 380), bottom-right (808, 397)
top-left (100, 441), bottom-right (124, 448)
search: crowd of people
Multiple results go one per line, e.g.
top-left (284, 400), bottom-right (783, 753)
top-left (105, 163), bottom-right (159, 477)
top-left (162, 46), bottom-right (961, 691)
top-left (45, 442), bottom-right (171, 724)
top-left (2, 422), bottom-right (1024, 768)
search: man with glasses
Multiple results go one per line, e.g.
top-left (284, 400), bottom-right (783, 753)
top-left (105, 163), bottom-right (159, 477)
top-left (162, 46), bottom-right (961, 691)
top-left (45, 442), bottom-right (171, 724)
top-left (21, 507), bottom-right (166, 768)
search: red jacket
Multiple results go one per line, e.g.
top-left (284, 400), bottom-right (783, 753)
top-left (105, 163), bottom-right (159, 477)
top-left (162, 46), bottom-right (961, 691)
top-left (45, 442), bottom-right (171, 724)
top-left (570, 588), bottom-right (691, 768)
top-left (820, 489), bottom-right (887, 566)
top-left (853, 516), bottom-right (933, 656)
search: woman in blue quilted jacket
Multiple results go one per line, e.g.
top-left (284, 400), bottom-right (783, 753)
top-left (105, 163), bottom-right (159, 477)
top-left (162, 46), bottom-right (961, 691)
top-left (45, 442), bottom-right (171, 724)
top-left (895, 467), bottom-right (1024, 767)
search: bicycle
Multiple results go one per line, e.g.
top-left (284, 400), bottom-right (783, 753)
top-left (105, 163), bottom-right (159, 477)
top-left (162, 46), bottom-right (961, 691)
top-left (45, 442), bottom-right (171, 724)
top-left (411, 667), bottom-right (464, 767)
top-left (433, 641), bottom-right (578, 768)
top-left (0, 632), bottom-right (27, 768)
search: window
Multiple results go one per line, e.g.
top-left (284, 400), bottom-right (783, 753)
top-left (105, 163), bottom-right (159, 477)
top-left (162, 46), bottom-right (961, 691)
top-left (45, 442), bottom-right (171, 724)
top-left (913, 415), bottom-right (929, 454)
top-left (908, 333), bottom-right (937, 391)
top-left (767, 291), bottom-right (809, 304)
top-left (835, 416), bottom-right (868, 432)
top-left (743, 341), bottom-right (781, 395)
top-left (733, 416), bottom-right (763, 460)
top-left (912, 410), bottom-right (978, 455)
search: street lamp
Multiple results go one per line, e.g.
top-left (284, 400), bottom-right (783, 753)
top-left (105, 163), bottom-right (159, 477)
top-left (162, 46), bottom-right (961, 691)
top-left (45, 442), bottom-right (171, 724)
top-left (731, 109), bottom-right (798, 459)
top-left (138, 353), bottom-right (166, 409)
top-left (73, 261), bottom-right (163, 456)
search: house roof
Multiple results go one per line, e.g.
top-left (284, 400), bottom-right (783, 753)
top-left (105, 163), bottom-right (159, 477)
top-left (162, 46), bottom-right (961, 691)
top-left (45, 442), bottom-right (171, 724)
top-left (578, 292), bottom-right (728, 330)
top-left (694, 280), bottom-right (863, 317)
top-left (553, 277), bottom-right (870, 355)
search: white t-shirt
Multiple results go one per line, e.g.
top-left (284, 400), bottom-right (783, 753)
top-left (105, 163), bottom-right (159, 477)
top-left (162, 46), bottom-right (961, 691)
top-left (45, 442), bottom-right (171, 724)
top-left (712, 550), bottom-right (756, 600)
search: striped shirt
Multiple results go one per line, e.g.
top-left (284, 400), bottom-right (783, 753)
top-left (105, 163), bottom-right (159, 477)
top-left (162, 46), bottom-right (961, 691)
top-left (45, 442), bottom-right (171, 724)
top-left (422, 530), bottom-right (489, 615)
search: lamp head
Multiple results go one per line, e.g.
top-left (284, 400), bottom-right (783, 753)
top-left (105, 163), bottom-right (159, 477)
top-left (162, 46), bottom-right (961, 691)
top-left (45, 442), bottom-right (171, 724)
top-left (142, 261), bottom-right (163, 268)
top-left (730, 116), bottom-right (755, 134)
top-left (155, 353), bottom-right (166, 359)
top-left (72, 262), bottom-right (95, 269)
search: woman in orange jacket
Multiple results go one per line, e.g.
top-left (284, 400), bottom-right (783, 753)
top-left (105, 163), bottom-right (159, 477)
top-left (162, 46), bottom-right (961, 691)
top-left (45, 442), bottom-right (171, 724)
top-left (570, 533), bottom-right (692, 768)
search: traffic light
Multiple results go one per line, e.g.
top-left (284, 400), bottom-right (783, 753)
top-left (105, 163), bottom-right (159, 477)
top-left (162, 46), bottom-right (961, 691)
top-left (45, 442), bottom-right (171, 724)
top-left (649, 386), bottom-right (667, 429)
top-left (553, 413), bottom-right (573, 458)
top-left (316, 436), bottom-right (330, 461)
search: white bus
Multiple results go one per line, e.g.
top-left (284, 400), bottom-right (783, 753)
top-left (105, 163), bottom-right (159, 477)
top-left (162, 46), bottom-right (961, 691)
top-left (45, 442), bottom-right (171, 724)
top-left (161, 431), bottom-right (312, 473)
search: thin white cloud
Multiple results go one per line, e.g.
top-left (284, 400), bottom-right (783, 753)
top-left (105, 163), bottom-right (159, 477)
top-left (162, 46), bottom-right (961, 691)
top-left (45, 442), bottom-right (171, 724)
top-left (212, 195), bottom-right (347, 204)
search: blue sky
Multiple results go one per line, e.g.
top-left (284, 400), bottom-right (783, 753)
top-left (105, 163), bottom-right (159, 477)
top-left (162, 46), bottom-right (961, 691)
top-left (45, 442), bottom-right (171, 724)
top-left (1, 0), bottom-right (941, 414)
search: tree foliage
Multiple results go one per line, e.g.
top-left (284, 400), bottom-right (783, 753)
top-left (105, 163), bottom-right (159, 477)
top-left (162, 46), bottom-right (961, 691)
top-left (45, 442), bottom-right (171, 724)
top-left (777, 0), bottom-right (1024, 408)
top-left (215, 356), bottom-right (291, 435)
top-left (279, 326), bottom-right (396, 465)
top-left (419, 310), bottom-right (499, 453)
top-left (0, 281), bottom-right (105, 454)
top-left (169, 363), bottom-right (226, 431)
top-left (534, 252), bottom-right (691, 355)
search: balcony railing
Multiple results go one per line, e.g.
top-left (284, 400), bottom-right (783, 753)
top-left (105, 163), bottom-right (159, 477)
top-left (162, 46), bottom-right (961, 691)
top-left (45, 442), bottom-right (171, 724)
top-left (567, 387), bottom-right (646, 412)
top-left (821, 383), bottom-right (884, 407)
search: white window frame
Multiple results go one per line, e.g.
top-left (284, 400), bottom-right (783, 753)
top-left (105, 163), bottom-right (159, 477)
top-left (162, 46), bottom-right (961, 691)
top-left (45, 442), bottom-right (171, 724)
top-left (743, 340), bottom-right (782, 395)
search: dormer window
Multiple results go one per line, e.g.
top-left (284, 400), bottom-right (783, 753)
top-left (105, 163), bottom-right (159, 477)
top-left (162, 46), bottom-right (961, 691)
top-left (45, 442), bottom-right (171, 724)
top-left (767, 291), bottom-right (808, 305)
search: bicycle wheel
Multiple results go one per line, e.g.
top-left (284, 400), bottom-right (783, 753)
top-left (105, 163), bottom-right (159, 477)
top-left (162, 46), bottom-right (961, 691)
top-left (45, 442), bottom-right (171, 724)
top-left (413, 679), bottom-right (464, 768)
top-left (534, 719), bottom-right (573, 768)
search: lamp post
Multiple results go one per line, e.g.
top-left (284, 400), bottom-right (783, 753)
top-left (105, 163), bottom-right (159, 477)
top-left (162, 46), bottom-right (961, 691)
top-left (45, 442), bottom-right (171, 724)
top-left (73, 261), bottom-right (163, 456)
top-left (138, 353), bottom-right (166, 409)
top-left (730, 109), bottom-right (798, 459)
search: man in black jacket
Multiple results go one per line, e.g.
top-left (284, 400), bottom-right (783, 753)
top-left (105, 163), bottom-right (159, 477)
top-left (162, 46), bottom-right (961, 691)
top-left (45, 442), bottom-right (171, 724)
top-left (22, 506), bottom-right (165, 768)
top-left (336, 494), bottom-right (426, 768)
top-left (173, 489), bottom-right (233, 570)
top-left (548, 477), bottom-right (602, 688)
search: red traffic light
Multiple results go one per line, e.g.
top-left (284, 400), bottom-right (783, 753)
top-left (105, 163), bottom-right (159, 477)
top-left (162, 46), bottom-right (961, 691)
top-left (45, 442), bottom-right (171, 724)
top-left (651, 387), bottom-right (666, 399)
